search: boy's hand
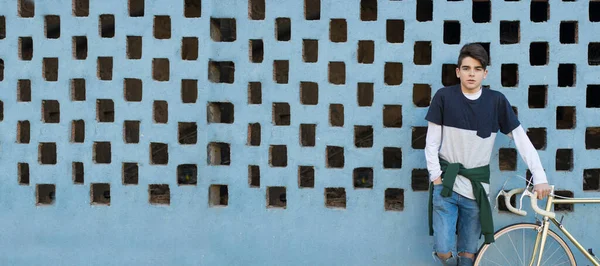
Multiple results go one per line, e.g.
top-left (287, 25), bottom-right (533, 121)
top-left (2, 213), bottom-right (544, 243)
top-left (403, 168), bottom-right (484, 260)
top-left (432, 177), bottom-right (442, 185)
top-left (533, 183), bottom-right (551, 199)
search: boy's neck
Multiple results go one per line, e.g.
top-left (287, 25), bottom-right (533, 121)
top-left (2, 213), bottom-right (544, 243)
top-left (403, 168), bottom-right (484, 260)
top-left (461, 85), bottom-right (482, 95)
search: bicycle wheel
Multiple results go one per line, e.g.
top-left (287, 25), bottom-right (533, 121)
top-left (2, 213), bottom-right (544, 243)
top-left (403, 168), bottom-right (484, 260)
top-left (474, 223), bottom-right (576, 266)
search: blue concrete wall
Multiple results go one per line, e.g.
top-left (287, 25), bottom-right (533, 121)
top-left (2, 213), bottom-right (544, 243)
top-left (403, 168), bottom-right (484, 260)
top-left (1, 0), bottom-right (599, 265)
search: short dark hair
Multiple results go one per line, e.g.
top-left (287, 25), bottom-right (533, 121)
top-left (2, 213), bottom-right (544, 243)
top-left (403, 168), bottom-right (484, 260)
top-left (457, 43), bottom-right (489, 69)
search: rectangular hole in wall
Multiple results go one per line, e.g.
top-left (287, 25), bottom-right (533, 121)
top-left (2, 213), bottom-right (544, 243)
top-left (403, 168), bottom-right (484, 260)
top-left (328, 62), bottom-right (346, 85)
top-left (305, 0), bottom-right (321, 20)
top-left (444, 21), bottom-right (460, 44)
top-left (149, 184), bottom-right (170, 205)
top-left (129, 0), bottom-right (144, 17)
top-left (152, 58), bottom-right (169, 81)
top-left (274, 60), bottom-right (289, 84)
top-left (299, 166), bottom-right (314, 188)
top-left (73, 0), bottom-right (89, 17)
top-left (208, 61), bottom-right (235, 83)
top-left (554, 190), bottom-right (574, 212)
top-left (124, 121), bottom-right (140, 143)
top-left (383, 105), bottom-right (402, 128)
top-left (555, 149), bottom-right (573, 171)
top-left (530, 42), bottom-right (548, 66)
top-left (411, 169), bottom-right (429, 191)
top-left (249, 0), bottom-right (265, 20)
top-left (0, 100), bottom-right (3, 120)
top-left (249, 39), bottom-right (263, 63)
top-left (303, 39), bottom-right (318, 63)
top-left (329, 104), bottom-right (344, 127)
top-left (592, 1), bottom-right (600, 22)
top-left (442, 64), bottom-right (459, 86)
top-left (558, 64), bottom-right (576, 87)
top-left (178, 122), bottom-right (197, 145)
top-left (587, 85), bottom-right (600, 108)
top-left (360, 0), bottom-right (377, 21)
top-left (528, 85), bottom-right (547, 108)
top-left (123, 163), bottom-right (138, 185)
top-left (96, 99), bottom-right (114, 122)
top-left (150, 143), bottom-right (169, 165)
top-left (43, 58), bottom-right (58, 81)
top-left (45, 15), bottom-right (60, 39)
top-left (300, 82), bottom-right (318, 105)
top-left (412, 127), bottom-right (427, 149)
top-left (413, 84), bottom-right (431, 107)
top-left (267, 186), bottom-right (286, 208)
top-left (386, 19), bottom-right (404, 43)
top-left (18, 79), bottom-right (31, 102)
top-left (99, 14), bottom-right (115, 38)
top-left (127, 36), bottom-right (142, 59)
top-left (39, 142), bottom-right (57, 164)
top-left (500, 21), bottom-right (520, 44)
top-left (71, 120), bottom-right (85, 143)
top-left (18, 163), bottom-right (30, 185)
top-left (325, 188), bottom-right (346, 208)
top-left (182, 37), bottom-right (198, 60)
top-left (154, 16), bottom-right (171, 39)
top-left (91, 183), bottom-right (110, 205)
top-left (36, 184), bottom-right (56, 206)
top-left (73, 162), bottom-right (84, 184)
top-left (475, 42), bottom-right (491, 65)
top-left (210, 18), bottom-right (236, 42)
top-left (184, 0), bottom-right (201, 18)
top-left (272, 102), bottom-right (290, 126)
top-left (499, 148), bottom-right (517, 171)
top-left (531, 1), bottom-right (549, 23)
top-left (586, 127), bottom-right (600, 149)
top-left (249, 165), bottom-right (260, 187)
top-left (560, 21), bottom-right (577, 44)
top-left (300, 124), bottom-right (316, 147)
top-left (177, 164), bottom-right (197, 185)
top-left (385, 188), bottom-right (404, 211)
top-left (276, 18), bottom-right (291, 41)
top-left (207, 142), bottom-right (231, 165)
top-left (73, 36), bottom-right (87, 60)
top-left (248, 82), bottom-right (262, 104)
top-left (207, 102), bottom-right (234, 124)
top-left (247, 123), bottom-right (261, 146)
top-left (501, 64), bottom-right (518, 87)
top-left (42, 100), bottom-right (60, 123)
top-left (326, 146), bottom-right (344, 168)
top-left (556, 106), bottom-right (575, 129)
top-left (330, 19), bottom-right (347, 43)
top-left (357, 82), bottom-right (373, 107)
top-left (358, 40), bottom-right (374, 64)
top-left (589, 43), bottom-right (600, 65)
top-left (19, 0), bottom-right (35, 18)
top-left (0, 16), bottom-right (5, 39)
top-left (472, 0), bottom-right (491, 23)
top-left (97, 57), bottom-right (113, 80)
top-left (17, 121), bottom-right (30, 144)
top-left (209, 185), bottom-right (229, 206)
top-left (354, 125), bottom-right (373, 148)
top-left (269, 145), bottom-right (287, 167)
top-left (527, 128), bottom-right (547, 150)
top-left (383, 147), bottom-right (402, 169)
top-left (124, 78), bottom-right (142, 102)
top-left (583, 169), bottom-right (600, 191)
top-left (153, 100), bottom-right (168, 124)
top-left (353, 167), bottom-right (373, 189)
top-left (93, 142), bottom-right (111, 164)
top-left (182, 79), bottom-right (197, 103)
top-left (416, 0), bottom-right (433, 22)
top-left (414, 41), bottom-right (432, 65)
top-left (385, 62), bottom-right (403, 85)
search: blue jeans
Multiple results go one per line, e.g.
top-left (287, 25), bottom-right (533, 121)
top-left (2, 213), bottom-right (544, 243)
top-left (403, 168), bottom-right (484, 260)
top-left (432, 184), bottom-right (480, 265)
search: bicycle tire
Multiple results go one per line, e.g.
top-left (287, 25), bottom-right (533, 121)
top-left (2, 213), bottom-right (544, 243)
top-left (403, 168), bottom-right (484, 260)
top-left (474, 223), bottom-right (576, 266)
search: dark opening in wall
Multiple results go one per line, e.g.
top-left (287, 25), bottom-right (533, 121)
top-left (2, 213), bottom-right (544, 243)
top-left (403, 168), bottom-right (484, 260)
top-left (383, 105), bottom-right (402, 128)
top-left (93, 142), bottom-right (111, 164)
top-left (274, 60), bottom-right (289, 84)
top-left (414, 41), bottom-right (431, 65)
top-left (303, 39), bottom-right (318, 63)
top-left (36, 184), bottom-right (55, 205)
top-left (387, 19), bottom-right (404, 43)
top-left (152, 58), bottom-right (169, 81)
top-left (357, 83), bottom-right (373, 107)
top-left (269, 145), bottom-right (288, 167)
top-left (556, 106), bottom-right (575, 129)
top-left (129, 0), bottom-right (144, 17)
top-left (384, 62), bottom-right (403, 85)
top-left (557, 64), bottom-right (576, 87)
top-left (276, 18), bottom-right (291, 41)
top-left (181, 79), bottom-right (197, 103)
top-left (528, 85), bottom-right (547, 108)
top-left (497, 191), bottom-right (517, 212)
top-left (18, 79), bottom-right (31, 102)
top-left (19, 0), bottom-right (35, 18)
top-left (209, 185), bottom-right (229, 206)
top-left (300, 82), bottom-right (318, 105)
top-left (590, 43), bottom-right (600, 65)
top-left (358, 40), bottom-right (374, 64)
top-left (177, 164), bottom-right (197, 185)
top-left (329, 104), bottom-right (344, 127)
top-left (501, 64), bottom-right (518, 87)
top-left (385, 188), bottom-right (404, 211)
top-left (124, 121), bottom-right (140, 144)
top-left (299, 166), bottom-right (314, 188)
top-left (97, 57), bottom-right (113, 80)
top-left (73, 0), bottom-right (89, 17)
top-left (17, 121), bottom-right (30, 144)
top-left (326, 146), bottom-right (344, 168)
top-left (360, 0), bottom-right (377, 21)
top-left (91, 183), bottom-right (110, 205)
top-left (207, 102), bottom-right (234, 123)
top-left (443, 21), bottom-right (460, 44)
top-left (18, 163), bottom-right (30, 185)
top-left (354, 125), bottom-right (373, 148)
top-left (208, 61), bottom-right (235, 83)
top-left (472, 0), bottom-right (491, 23)
top-left (249, 165), bottom-right (260, 187)
top-left (330, 19), bottom-right (347, 43)
top-left (383, 147), bottom-right (402, 169)
top-left (305, 0), bottom-right (321, 20)
top-left (182, 37), bottom-right (198, 60)
top-left (73, 162), bottom-right (83, 184)
top-left (99, 14), bottom-right (115, 38)
top-left (248, 123), bottom-right (261, 146)
top-left (499, 148), bottom-right (517, 171)
top-left (272, 102), bottom-right (290, 126)
top-left (411, 169), bottom-right (429, 191)
top-left (123, 163), bottom-right (138, 185)
top-left (529, 42), bottom-right (548, 66)
top-left (45, 15), bottom-right (60, 39)
top-left (416, 0), bottom-right (433, 22)
top-left (207, 142), bottom-right (231, 165)
top-left (412, 127), bottom-right (427, 149)
top-left (526, 128), bottom-right (547, 150)
top-left (248, 82), bottom-right (262, 104)
top-left (583, 169), bottom-right (600, 191)
top-left (554, 190), bottom-right (574, 212)
top-left (267, 186), bottom-right (286, 208)
top-left (555, 149), bottom-right (573, 171)
top-left (127, 36), bottom-right (142, 59)
top-left (442, 64), bottom-right (459, 86)
top-left (530, 1), bottom-right (549, 23)
top-left (560, 21), bottom-right (577, 44)
top-left (0, 16), bottom-right (5, 39)
top-left (184, 0), bottom-right (201, 18)
top-left (43, 58), bottom-right (58, 81)
top-left (587, 85), bottom-right (600, 108)
top-left (149, 184), bottom-right (170, 205)
top-left (586, 127), bottom-right (600, 149)
top-left (210, 18), bottom-right (236, 42)
top-left (150, 143), bottom-right (168, 165)
top-left (300, 124), bottom-right (316, 147)
top-left (329, 62), bottom-right (346, 85)
top-left (591, 1), bottom-right (600, 22)
top-left (71, 120), bottom-right (85, 143)
top-left (42, 100), bottom-right (60, 123)
top-left (500, 21), bottom-right (519, 44)
top-left (353, 167), bottom-right (373, 189)
top-left (325, 188), bottom-right (346, 208)
top-left (178, 122), bottom-right (197, 145)
top-left (249, 39), bottom-right (263, 63)
top-left (413, 84), bottom-right (431, 107)
top-left (73, 36), bottom-right (87, 60)
top-left (249, 0), bottom-right (265, 20)
top-left (96, 99), bottom-right (114, 122)
top-left (153, 100), bottom-right (168, 124)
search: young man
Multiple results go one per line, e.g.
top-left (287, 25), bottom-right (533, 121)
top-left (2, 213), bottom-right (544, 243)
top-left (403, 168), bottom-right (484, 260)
top-left (425, 43), bottom-right (552, 266)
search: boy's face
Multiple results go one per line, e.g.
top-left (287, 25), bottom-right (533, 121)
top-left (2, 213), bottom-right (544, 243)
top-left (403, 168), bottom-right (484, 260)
top-left (456, 56), bottom-right (488, 92)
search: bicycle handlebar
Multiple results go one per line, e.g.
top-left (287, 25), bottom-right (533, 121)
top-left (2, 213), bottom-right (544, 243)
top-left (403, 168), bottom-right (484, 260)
top-left (500, 187), bottom-right (556, 219)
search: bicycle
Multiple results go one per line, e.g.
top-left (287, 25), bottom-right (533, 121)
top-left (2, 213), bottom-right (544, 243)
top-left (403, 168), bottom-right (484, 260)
top-left (474, 177), bottom-right (600, 266)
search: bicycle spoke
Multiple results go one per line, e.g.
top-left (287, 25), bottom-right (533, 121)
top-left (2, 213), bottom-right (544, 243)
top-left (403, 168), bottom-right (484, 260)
top-left (482, 257), bottom-right (505, 266)
top-left (506, 231), bottom-right (525, 265)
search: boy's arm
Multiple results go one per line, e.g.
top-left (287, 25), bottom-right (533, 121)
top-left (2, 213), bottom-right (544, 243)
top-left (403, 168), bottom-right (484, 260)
top-left (509, 125), bottom-right (551, 198)
top-left (425, 122), bottom-right (443, 184)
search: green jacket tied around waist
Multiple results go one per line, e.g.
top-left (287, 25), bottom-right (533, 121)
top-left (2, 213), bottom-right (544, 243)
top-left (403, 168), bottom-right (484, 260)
top-left (428, 158), bottom-right (495, 244)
